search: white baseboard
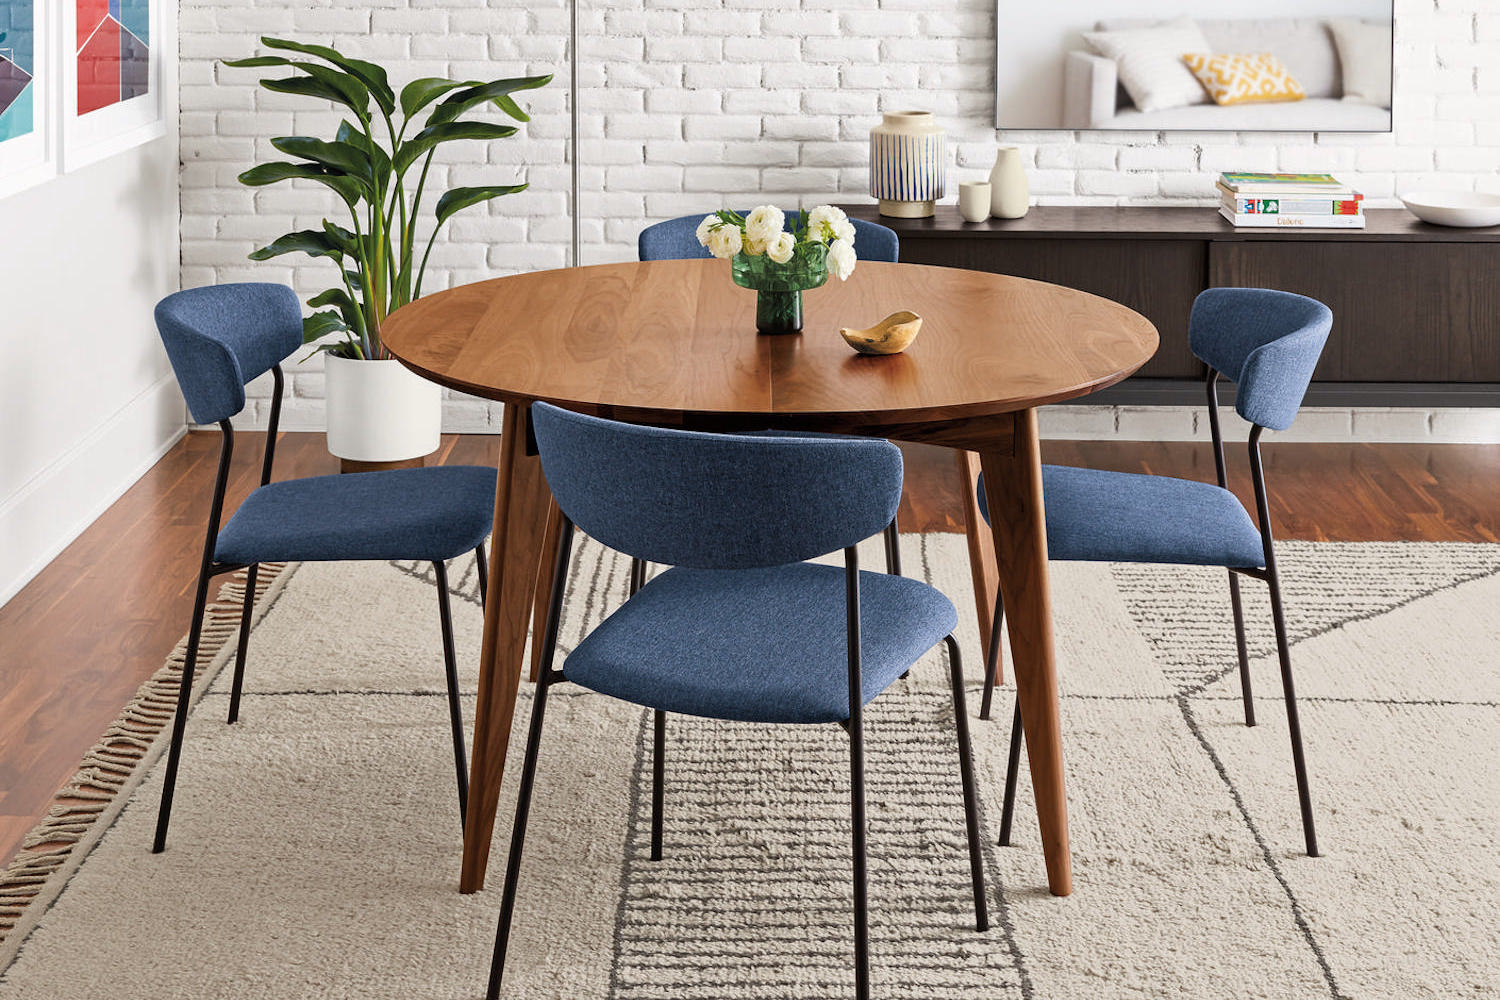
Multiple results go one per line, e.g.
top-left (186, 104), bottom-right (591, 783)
top-left (0, 376), bottom-right (188, 609)
top-left (1039, 405), bottom-right (1500, 444)
top-left (229, 400), bottom-right (1500, 445)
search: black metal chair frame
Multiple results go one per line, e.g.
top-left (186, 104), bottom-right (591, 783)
top-left (151, 364), bottom-right (486, 853)
top-left (487, 523), bottom-right (988, 1000)
top-left (980, 368), bottom-right (1319, 858)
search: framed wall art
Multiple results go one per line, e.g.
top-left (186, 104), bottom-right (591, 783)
top-left (62, 0), bottom-right (163, 168)
top-left (0, 0), bottom-right (56, 198)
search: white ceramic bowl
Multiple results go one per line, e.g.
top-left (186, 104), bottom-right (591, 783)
top-left (1400, 191), bottom-right (1500, 228)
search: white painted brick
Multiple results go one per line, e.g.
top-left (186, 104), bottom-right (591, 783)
top-left (182, 0), bottom-right (1500, 435)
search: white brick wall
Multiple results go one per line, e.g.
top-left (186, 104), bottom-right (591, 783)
top-left (179, 0), bottom-right (1500, 441)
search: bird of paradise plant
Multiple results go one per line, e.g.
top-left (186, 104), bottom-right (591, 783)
top-left (225, 37), bottom-right (551, 359)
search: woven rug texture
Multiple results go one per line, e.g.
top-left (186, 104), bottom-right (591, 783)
top-left (0, 532), bottom-right (1496, 999)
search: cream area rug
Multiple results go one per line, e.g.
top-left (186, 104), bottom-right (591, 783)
top-left (1, 533), bottom-right (1497, 999)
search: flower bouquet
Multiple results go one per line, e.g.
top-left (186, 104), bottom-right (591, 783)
top-left (697, 205), bottom-right (858, 335)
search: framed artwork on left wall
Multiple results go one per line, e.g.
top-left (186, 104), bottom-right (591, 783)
top-left (62, 0), bottom-right (163, 169)
top-left (0, 0), bottom-right (57, 198)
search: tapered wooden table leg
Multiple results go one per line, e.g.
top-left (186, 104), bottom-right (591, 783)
top-left (958, 450), bottom-right (1001, 684)
top-left (461, 402), bottom-right (553, 893)
top-left (978, 409), bottom-right (1072, 897)
top-left (529, 499), bottom-right (564, 683)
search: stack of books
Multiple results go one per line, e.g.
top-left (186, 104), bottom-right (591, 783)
top-left (1217, 172), bottom-right (1365, 229)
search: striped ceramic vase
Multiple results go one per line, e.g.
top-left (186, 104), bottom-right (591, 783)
top-left (869, 111), bottom-right (946, 218)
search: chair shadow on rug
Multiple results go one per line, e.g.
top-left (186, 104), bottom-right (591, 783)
top-left (151, 283), bottom-right (495, 852)
top-left (487, 403), bottom-right (989, 1000)
top-left (977, 287), bottom-right (1333, 859)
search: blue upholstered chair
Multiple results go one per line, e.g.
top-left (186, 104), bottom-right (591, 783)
top-left (978, 287), bottom-right (1332, 858)
top-left (487, 403), bottom-right (987, 1000)
top-left (151, 283), bottom-right (496, 852)
top-left (637, 211), bottom-right (907, 576)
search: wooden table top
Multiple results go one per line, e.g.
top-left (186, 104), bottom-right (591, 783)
top-left (382, 259), bottom-right (1159, 428)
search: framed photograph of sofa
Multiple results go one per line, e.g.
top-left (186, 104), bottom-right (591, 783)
top-left (994, 0), bottom-right (1393, 131)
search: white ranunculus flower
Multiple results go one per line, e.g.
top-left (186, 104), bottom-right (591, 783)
top-left (807, 205), bottom-right (847, 243)
top-left (766, 231), bottom-right (797, 264)
top-left (744, 205), bottom-right (786, 250)
top-left (705, 224), bottom-right (743, 259)
top-left (695, 214), bottom-right (717, 247)
top-left (827, 238), bottom-right (857, 281)
top-left (832, 219), bottom-right (857, 247)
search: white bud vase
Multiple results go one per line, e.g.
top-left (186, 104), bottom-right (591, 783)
top-left (989, 146), bottom-right (1030, 219)
top-left (869, 111), bottom-right (946, 219)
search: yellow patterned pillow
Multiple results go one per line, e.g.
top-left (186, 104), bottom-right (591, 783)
top-left (1182, 53), bottom-right (1306, 106)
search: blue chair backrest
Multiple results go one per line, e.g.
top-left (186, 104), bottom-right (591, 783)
top-left (530, 403), bottom-right (903, 570)
top-left (155, 283), bottom-right (303, 425)
top-left (638, 212), bottom-right (899, 263)
top-left (1189, 288), bottom-right (1332, 432)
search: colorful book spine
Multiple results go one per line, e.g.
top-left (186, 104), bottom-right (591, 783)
top-left (1218, 206), bottom-right (1367, 229)
top-left (1225, 197), bottom-right (1364, 216)
top-left (1216, 180), bottom-right (1362, 199)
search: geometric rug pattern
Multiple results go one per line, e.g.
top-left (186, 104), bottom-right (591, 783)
top-left (0, 533), bottom-right (1496, 999)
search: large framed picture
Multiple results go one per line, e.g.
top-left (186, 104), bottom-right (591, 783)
top-left (995, 0), bottom-right (1394, 132)
top-left (62, 0), bottom-right (163, 168)
top-left (0, 0), bottom-right (56, 197)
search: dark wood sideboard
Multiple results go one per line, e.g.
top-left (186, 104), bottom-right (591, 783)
top-left (843, 205), bottom-right (1500, 407)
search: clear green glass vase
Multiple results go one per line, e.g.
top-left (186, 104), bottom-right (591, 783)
top-left (730, 243), bottom-right (829, 335)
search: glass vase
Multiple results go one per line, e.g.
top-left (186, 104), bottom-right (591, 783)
top-left (731, 243), bottom-right (829, 335)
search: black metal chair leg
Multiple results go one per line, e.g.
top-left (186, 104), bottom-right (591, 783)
top-left (1227, 571), bottom-right (1256, 727)
top-left (651, 709), bottom-right (666, 862)
top-left (882, 517), bottom-right (902, 576)
top-left (433, 561), bottom-right (470, 826)
top-left (152, 569), bottom-right (212, 853)
top-left (998, 701), bottom-right (1023, 847)
top-left (227, 563), bottom-right (259, 724)
top-left (486, 668), bottom-right (554, 1000)
top-left (475, 543), bottom-right (488, 608)
top-left (1266, 569), bottom-right (1319, 857)
top-left (979, 590), bottom-right (1005, 721)
top-left (842, 546), bottom-right (871, 1000)
top-left (944, 636), bottom-right (989, 931)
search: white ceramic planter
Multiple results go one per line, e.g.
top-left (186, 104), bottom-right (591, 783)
top-left (324, 355), bottom-right (442, 462)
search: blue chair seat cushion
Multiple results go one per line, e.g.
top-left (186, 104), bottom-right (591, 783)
top-left (214, 466), bottom-right (496, 565)
top-left (563, 563), bottom-right (958, 724)
top-left (979, 465), bottom-right (1265, 568)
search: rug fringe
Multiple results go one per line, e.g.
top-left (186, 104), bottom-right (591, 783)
top-left (0, 565), bottom-right (285, 948)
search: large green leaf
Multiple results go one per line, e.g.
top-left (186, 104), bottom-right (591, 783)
top-left (249, 229), bottom-right (347, 262)
top-left (331, 123), bottom-right (392, 183)
top-left (308, 287), bottom-right (362, 330)
top-left (222, 55), bottom-right (292, 69)
top-left (298, 63), bottom-right (370, 119)
top-left (271, 136), bottom-right (375, 183)
top-left (260, 75), bottom-right (364, 114)
top-left (236, 161), bottom-right (363, 208)
top-left (399, 77), bottom-right (474, 118)
top-left (261, 37), bottom-right (395, 115)
top-left (302, 309), bottom-right (349, 345)
top-left (434, 184), bottom-right (529, 226)
top-left (427, 75), bottom-right (552, 127)
top-left (394, 121), bottom-right (518, 175)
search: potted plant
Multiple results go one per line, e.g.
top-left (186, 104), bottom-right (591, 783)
top-left (225, 38), bottom-right (551, 466)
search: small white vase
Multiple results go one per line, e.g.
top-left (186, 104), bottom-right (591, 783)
top-left (324, 355), bottom-right (442, 463)
top-left (989, 147), bottom-right (1030, 220)
top-left (869, 111), bottom-right (947, 219)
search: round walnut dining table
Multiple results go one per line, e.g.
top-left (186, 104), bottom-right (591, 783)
top-left (382, 257), bottom-right (1158, 897)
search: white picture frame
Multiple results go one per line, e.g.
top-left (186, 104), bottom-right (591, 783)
top-left (61, 0), bottom-right (164, 170)
top-left (0, 0), bottom-right (57, 199)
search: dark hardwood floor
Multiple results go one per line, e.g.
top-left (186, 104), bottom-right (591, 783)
top-left (2, 430), bottom-right (1498, 865)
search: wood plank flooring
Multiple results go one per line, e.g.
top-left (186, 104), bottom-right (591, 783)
top-left (2, 431), bottom-right (1497, 866)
